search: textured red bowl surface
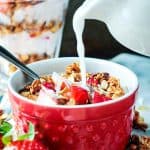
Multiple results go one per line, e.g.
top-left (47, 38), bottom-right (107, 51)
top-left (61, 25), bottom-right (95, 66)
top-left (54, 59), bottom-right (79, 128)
top-left (8, 58), bottom-right (138, 150)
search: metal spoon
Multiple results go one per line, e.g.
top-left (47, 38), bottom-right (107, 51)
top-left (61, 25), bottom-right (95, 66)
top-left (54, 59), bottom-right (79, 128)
top-left (0, 46), bottom-right (40, 80)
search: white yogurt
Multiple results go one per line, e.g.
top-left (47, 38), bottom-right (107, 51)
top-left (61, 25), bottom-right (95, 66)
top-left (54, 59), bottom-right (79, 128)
top-left (0, 0), bottom-right (67, 25)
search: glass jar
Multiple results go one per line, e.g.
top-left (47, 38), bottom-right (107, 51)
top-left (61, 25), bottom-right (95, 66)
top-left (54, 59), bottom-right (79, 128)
top-left (0, 0), bottom-right (69, 74)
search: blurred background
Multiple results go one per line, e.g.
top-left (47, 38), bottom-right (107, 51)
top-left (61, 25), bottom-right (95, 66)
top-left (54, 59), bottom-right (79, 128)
top-left (61, 0), bottom-right (140, 59)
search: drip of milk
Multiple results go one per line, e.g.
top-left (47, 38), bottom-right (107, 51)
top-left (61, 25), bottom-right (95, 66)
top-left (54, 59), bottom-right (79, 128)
top-left (73, 15), bottom-right (87, 87)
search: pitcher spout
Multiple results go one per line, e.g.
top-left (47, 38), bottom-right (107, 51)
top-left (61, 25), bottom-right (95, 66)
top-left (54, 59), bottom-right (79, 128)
top-left (73, 0), bottom-right (123, 24)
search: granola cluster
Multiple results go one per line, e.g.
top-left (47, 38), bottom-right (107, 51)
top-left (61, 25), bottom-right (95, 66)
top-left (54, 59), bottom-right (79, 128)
top-left (63, 63), bottom-right (125, 99)
top-left (20, 75), bottom-right (56, 101)
top-left (133, 110), bottom-right (148, 132)
top-left (0, 20), bottom-right (62, 36)
top-left (19, 62), bottom-right (125, 105)
top-left (127, 110), bottom-right (149, 150)
top-left (0, 1), bottom-right (42, 14)
top-left (9, 53), bottom-right (49, 73)
top-left (128, 135), bottom-right (150, 150)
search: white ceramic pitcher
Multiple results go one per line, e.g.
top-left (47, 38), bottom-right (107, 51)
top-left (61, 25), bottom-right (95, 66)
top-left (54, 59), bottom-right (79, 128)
top-left (73, 0), bottom-right (150, 56)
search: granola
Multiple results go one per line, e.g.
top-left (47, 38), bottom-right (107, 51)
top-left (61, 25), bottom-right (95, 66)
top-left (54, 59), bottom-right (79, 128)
top-left (126, 109), bottom-right (149, 150)
top-left (19, 62), bottom-right (125, 105)
top-left (0, 20), bottom-right (62, 36)
top-left (127, 135), bottom-right (150, 150)
top-left (9, 53), bottom-right (49, 73)
top-left (133, 110), bottom-right (148, 132)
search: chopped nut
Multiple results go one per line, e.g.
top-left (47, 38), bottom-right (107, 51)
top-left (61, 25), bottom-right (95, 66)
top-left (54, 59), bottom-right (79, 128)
top-left (57, 98), bottom-right (68, 105)
top-left (20, 91), bottom-right (30, 97)
top-left (47, 20), bottom-right (55, 29)
top-left (65, 63), bottom-right (80, 74)
top-left (18, 54), bottom-right (29, 63)
top-left (28, 94), bottom-right (38, 101)
top-left (9, 53), bottom-right (49, 73)
top-left (0, 19), bottom-right (62, 36)
top-left (51, 22), bottom-right (62, 33)
top-left (30, 79), bottom-right (41, 94)
top-left (9, 64), bottom-right (17, 73)
top-left (140, 136), bottom-right (150, 149)
top-left (127, 135), bottom-right (150, 150)
top-left (40, 78), bottom-right (46, 83)
top-left (133, 110), bottom-right (148, 131)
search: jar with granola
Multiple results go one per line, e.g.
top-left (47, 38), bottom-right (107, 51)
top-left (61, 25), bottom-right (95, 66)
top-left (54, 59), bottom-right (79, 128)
top-left (0, 0), bottom-right (69, 74)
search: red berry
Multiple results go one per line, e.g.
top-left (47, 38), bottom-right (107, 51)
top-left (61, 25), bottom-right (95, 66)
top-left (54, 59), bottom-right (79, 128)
top-left (93, 91), bottom-right (111, 103)
top-left (71, 86), bottom-right (89, 105)
top-left (0, 134), bottom-right (4, 149)
top-left (87, 75), bottom-right (99, 86)
top-left (8, 140), bottom-right (48, 150)
top-left (30, 33), bottom-right (37, 38)
top-left (42, 82), bottom-right (55, 91)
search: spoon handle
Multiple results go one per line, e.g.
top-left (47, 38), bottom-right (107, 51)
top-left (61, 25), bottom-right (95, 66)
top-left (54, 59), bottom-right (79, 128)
top-left (0, 46), bottom-right (40, 80)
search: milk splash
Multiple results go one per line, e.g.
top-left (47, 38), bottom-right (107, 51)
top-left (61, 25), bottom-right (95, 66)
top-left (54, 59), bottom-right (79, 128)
top-left (73, 12), bottom-right (87, 87)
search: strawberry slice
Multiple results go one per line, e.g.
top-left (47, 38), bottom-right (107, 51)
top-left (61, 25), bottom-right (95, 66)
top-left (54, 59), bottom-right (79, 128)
top-left (42, 81), bottom-right (55, 91)
top-left (87, 75), bottom-right (99, 86)
top-left (71, 86), bottom-right (89, 105)
top-left (93, 91), bottom-right (111, 103)
top-left (2, 122), bottom-right (48, 150)
top-left (6, 140), bottom-right (47, 150)
top-left (0, 134), bottom-right (4, 149)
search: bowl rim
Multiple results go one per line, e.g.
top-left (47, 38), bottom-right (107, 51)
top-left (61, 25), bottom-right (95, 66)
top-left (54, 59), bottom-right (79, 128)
top-left (8, 57), bottom-right (139, 109)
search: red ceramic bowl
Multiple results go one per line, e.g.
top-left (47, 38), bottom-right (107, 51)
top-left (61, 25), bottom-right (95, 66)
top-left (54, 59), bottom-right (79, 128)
top-left (8, 58), bottom-right (138, 150)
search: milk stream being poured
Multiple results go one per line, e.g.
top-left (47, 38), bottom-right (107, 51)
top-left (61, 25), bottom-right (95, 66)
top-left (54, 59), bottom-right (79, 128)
top-left (72, 0), bottom-right (94, 87)
top-left (37, 16), bottom-right (88, 105)
top-left (73, 11), bottom-right (87, 87)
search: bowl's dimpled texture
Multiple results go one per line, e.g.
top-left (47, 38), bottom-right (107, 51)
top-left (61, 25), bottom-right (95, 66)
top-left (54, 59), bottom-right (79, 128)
top-left (13, 109), bottom-right (132, 150)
